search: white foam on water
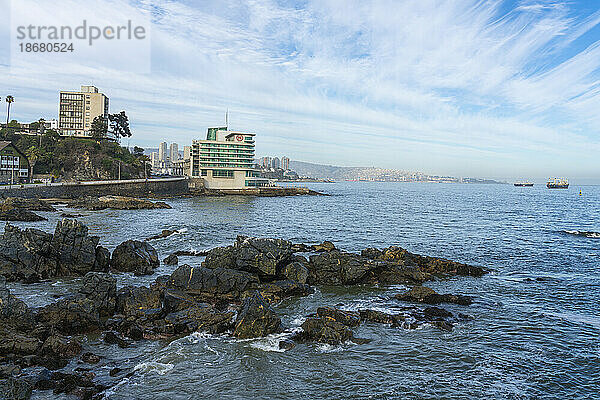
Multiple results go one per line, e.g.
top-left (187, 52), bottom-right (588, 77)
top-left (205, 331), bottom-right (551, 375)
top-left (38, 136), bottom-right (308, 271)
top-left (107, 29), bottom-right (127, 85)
top-left (290, 316), bottom-right (306, 326)
top-left (316, 343), bottom-right (346, 353)
top-left (176, 228), bottom-right (188, 234)
top-left (133, 361), bottom-right (174, 375)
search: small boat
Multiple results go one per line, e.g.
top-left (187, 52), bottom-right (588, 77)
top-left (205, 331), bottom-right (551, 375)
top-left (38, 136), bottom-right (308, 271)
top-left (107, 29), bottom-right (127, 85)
top-left (514, 182), bottom-right (534, 187)
top-left (547, 177), bottom-right (569, 189)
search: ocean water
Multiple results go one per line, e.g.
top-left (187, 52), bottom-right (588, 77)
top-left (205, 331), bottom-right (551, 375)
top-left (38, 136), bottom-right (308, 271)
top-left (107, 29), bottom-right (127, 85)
top-left (7, 182), bottom-right (600, 399)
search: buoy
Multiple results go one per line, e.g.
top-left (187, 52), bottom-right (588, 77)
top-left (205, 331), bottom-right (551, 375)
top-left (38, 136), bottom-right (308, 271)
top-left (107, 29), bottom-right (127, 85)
top-left (579, 190), bottom-right (582, 196)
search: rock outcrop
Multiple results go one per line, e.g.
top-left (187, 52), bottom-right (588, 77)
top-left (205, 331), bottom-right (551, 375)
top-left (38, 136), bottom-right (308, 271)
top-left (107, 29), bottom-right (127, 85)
top-left (203, 236), bottom-right (294, 280)
top-left (0, 219), bottom-right (108, 283)
top-left (0, 208), bottom-right (46, 222)
top-left (0, 197), bottom-right (56, 212)
top-left (362, 246), bottom-right (487, 277)
top-left (111, 240), bottom-right (159, 276)
top-left (233, 292), bottom-right (281, 339)
top-left (396, 286), bottom-right (473, 305)
top-left (69, 195), bottom-right (171, 210)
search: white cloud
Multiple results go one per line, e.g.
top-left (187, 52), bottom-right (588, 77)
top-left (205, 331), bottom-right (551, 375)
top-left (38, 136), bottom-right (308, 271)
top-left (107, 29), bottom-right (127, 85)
top-left (1, 0), bottom-right (600, 180)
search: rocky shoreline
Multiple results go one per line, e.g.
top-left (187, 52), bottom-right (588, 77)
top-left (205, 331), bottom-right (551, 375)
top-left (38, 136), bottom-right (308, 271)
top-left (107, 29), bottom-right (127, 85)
top-left (0, 219), bottom-right (488, 399)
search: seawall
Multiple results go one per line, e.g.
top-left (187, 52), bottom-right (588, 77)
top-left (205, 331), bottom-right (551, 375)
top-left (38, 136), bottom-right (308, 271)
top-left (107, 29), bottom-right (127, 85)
top-left (0, 178), bottom-right (189, 199)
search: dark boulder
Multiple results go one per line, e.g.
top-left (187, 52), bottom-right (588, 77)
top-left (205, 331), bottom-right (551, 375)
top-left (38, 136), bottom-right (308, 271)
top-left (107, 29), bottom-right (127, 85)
top-left (294, 317), bottom-right (365, 345)
top-left (52, 219), bottom-right (101, 276)
top-left (167, 264), bottom-right (259, 302)
top-left (359, 309), bottom-right (396, 324)
top-left (0, 276), bottom-right (34, 326)
top-left (0, 376), bottom-right (33, 400)
top-left (423, 306), bottom-right (453, 319)
top-left (253, 280), bottom-right (314, 303)
top-left (0, 197), bottom-right (56, 212)
top-left (163, 254), bottom-right (178, 266)
top-left (111, 240), bottom-right (159, 276)
top-left (37, 297), bottom-right (101, 334)
top-left (81, 352), bottom-right (101, 364)
top-left (145, 229), bottom-right (176, 241)
top-left (116, 286), bottom-right (162, 317)
top-left (164, 305), bottom-right (235, 335)
top-left (0, 208), bottom-right (46, 222)
top-left (78, 272), bottom-right (117, 316)
top-left (103, 331), bottom-right (130, 348)
top-left (0, 219), bottom-right (104, 283)
top-left (282, 261), bottom-right (309, 284)
top-left (316, 307), bottom-right (361, 327)
top-left (38, 334), bottom-right (82, 369)
top-left (307, 251), bottom-right (378, 285)
top-left (203, 236), bottom-right (293, 280)
top-left (0, 328), bottom-right (42, 357)
top-left (396, 286), bottom-right (473, 305)
top-left (312, 241), bottom-right (336, 252)
top-left (93, 246), bottom-right (111, 272)
top-left (362, 245), bottom-right (487, 277)
top-left (233, 292), bottom-right (281, 339)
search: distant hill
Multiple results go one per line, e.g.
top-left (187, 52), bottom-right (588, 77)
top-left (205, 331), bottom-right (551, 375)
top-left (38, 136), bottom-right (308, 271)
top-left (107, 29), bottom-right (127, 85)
top-left (289, 160), bottom-right (506, 183)
top-left (289, 160), bottom-right (416, 181)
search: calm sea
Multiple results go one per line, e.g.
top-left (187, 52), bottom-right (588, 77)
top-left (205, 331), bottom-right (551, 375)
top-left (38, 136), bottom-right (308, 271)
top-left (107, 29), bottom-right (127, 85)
top-left (8, 182), bottom-right (600, 399)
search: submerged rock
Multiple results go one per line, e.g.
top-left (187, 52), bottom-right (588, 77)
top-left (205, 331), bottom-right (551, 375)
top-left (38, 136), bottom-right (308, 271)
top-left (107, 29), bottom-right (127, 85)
top-left (111, 240), bottom-right (159, 276)
top-left (396, 286), bottom-right (473, 305)
top-left (233, 292), bottom-right (281, 339)
top-left (145, 229), bottom-right (176, 241)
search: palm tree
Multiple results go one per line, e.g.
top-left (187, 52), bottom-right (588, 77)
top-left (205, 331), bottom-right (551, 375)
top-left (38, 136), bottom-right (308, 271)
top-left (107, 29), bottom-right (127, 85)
top-left (26, 146), bottom-right (42, 183)
top-left (5, 96), bottom-right (14, 125)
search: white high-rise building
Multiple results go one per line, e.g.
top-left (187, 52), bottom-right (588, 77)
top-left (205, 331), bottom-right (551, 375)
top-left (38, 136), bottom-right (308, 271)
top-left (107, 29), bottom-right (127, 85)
top-left (170, 143), bottom-right (179, 163)
top-left (150, 152), bottom-right (159, 168)
top-left (183, 145), bottom-right (191, 160)
top-left (159, 142), bottom-right (168, 162)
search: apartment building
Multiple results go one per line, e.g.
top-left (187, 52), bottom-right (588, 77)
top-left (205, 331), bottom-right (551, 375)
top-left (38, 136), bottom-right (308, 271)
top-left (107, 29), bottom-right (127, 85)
top-left (58, 85), bottom-right (109, 137)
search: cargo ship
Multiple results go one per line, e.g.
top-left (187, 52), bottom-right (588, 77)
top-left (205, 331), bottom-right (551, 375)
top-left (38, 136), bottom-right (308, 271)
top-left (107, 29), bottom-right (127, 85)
top-left (547, 177), bottom-right (569, 189)
top-left (514, 181), bottom-right (534, 187)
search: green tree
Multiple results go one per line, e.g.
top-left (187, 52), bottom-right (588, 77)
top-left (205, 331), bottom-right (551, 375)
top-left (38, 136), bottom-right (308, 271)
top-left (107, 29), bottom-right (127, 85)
top-left (90, 116), bottom-right (108, 141)
top-left (108, 111), bottom-right (132, 142)
top-left (26, 145), bottom-right (42, 179)
top-left (132, 146), bottom-right (145, 157)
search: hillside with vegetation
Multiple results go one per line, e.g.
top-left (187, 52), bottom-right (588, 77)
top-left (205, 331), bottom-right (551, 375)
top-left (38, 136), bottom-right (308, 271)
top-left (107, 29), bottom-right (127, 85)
top-left (0, 121), bottom-right (148, 181)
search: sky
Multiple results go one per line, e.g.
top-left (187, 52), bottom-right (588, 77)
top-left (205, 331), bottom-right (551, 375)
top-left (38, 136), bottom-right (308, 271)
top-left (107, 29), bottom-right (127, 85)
top-left (1, 0), bottom-right (600, 182)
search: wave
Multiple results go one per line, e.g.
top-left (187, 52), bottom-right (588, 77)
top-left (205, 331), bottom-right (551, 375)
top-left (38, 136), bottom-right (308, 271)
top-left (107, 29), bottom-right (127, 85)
top-left (133, 361), bottom-right (174, 375)
top-left (561, 230), bottom-right (600, 239)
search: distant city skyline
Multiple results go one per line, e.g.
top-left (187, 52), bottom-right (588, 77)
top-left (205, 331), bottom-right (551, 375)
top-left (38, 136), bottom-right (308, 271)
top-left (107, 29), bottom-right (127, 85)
top-left (2, 0), bottom-right (600, 182)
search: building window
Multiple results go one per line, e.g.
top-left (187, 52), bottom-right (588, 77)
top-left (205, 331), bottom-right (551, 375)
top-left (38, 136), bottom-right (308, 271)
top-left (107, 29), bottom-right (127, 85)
top-left (212, 169), bottom-right (234, 178)
top-left (201, 169), bottom-right (208, 176)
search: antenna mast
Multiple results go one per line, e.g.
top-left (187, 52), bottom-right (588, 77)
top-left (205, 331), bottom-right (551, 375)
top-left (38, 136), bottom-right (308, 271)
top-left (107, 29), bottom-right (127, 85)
top-left (226, 109), bottom-right (229, 130)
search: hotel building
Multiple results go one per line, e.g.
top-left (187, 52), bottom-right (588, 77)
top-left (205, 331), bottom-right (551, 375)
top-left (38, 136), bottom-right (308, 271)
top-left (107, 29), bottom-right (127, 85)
top-left (58, 86), bottom-right (109, 137)
top-left (190, 127), bottom-right (269, 189)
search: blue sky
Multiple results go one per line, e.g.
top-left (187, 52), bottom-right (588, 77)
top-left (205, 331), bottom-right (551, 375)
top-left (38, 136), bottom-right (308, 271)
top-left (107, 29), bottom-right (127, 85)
top-left (1, 0), bottom-right (600, 181)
